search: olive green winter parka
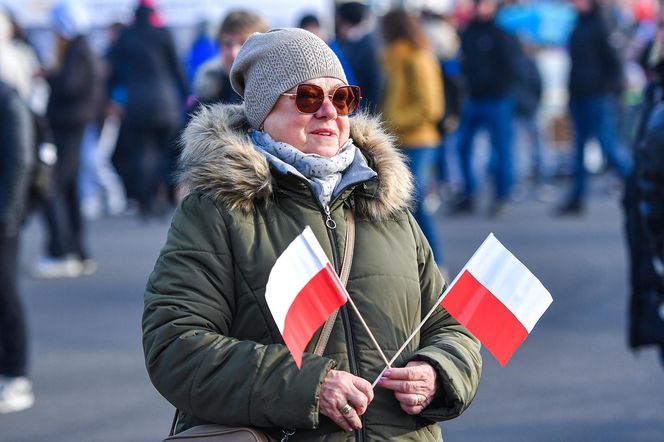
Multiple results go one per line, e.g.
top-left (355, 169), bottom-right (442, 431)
top-left (142, 104), bottom-right (482, 441)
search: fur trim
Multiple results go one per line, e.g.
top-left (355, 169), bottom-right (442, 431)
top-left (179, 104), bottom-right (413, 220)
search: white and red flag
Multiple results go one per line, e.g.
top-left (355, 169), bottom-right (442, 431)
top-left (265, 227), bottom-right (347, 368)
top-left (440, 234), bottom-right (553, 366)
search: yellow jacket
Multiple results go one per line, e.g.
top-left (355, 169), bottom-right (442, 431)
top-left (382, 39), bottom-right (444, 147)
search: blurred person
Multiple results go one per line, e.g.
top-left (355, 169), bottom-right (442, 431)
top-left (0, 79), bottom-right (35, 413)
top-left (380, 8), bottom-right (445, 266)
top-left (78, 19), bottom-right (127, 220)
top-left (108, 1), bottom-right (188, 220)
top-left (418, 1), bottom-right (465, 198)
top-left (33, 0), bottom-right (100, 279)
top-left (143, 28), bottom-right (481, 440)
top-left (557, 0), bottom-right (632, 215)
top-left (453, 0), bottom-right (518, 216)
top-left (185, 19), bottom-right (217, 85)
top-left (335, 1), bottom-right (383, 114)
top-left (624, 27), bottom-right (664, 363)
top-left (297, 12), bottom-right (358, 86)
top-left (511, 38), bottom-right (545, 191)
top-left (0, 7), bottom-right (42, 105)
top-left (191, 10), bottom-right (268, 107)
top-left (103, 21), bottom-right (138, 203)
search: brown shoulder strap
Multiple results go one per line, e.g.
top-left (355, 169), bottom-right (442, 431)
top-left (313, 209), bottom-right (355, 356)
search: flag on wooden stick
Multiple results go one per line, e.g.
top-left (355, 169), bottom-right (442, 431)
top-left (440, 233), bottom-right (553, 366)
top-left (264, 227), bottom-right (347, 368)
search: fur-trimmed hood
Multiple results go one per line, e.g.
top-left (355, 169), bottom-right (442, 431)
top-left (178, 104), bottom-right (413, 221)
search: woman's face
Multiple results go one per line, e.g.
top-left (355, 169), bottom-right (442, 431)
top-left (262, 77), bottom-right (351, 157)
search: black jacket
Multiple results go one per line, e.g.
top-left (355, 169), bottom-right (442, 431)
top-left (460, 19), bottom-right (516, 99)
top-left (568, 8), bottom-right (623, 99)
top-left (108, 8), bottom-right (188, 127)
top-left (46, 36), bottom-right (100, 127)
top-left (0, 82), bottom-right (34, 235)
top-left (638, 89), bottom-right (664, 251)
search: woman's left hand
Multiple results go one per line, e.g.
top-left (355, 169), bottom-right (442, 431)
top-left (377, 360), bottom-right (438, 415)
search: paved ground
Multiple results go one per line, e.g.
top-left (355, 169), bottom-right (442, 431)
top-left (2, 180), bottom-right (663, 442)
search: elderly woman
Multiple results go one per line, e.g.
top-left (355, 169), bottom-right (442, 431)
top-left (143, 28), bottom-right (481, 441)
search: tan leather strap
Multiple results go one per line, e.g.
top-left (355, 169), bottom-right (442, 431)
top-left (313, 209), bottom-right (355, 356)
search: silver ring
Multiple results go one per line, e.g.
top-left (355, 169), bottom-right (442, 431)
top-left (340, 404), bottom-right (353, 415)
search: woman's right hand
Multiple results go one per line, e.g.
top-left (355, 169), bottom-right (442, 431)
top-left (319, 369), bottom-right (374, 432)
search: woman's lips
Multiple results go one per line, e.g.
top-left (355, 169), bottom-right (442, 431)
top-left (311, 129), bottom-right (337, 137)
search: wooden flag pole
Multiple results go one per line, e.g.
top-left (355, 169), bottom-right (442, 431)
top-left (344, 288), bottom-right (392, 370)
top-left (371, 281), bottom-right (458, 387)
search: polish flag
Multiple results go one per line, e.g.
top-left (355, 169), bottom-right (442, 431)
top-left (265, 227), bottom-right (348, 368)
top-left (440, 234), bottom-right (553, 366)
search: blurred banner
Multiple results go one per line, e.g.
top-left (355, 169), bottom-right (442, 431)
top-left (9, 0), bottom-right (330, 28)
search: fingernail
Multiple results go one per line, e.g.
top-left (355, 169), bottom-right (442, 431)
top-left (376, 378), bottom-right (385, 385)
top-left (384, 370), bottom-right (391, 376)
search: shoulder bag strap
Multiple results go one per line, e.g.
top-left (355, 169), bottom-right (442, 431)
top-left (313, 208), bottom-right (355, 356)
top-left (169, 209), bottom-right (357, 436)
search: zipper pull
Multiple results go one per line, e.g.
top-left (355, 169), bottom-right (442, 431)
top-left (324, 205), bottom-right (337, 230)
top-left (280, 429), bottom-right (295, 441)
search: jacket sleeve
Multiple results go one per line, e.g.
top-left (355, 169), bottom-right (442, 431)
top-left (405, 214), bottom-right (482, 421)
top-left (0, 87), bottom-right (34, 232)
top-left (383, 53), bottom-right (444, 133)
top-left (142, 194), bottom-right (336, 430)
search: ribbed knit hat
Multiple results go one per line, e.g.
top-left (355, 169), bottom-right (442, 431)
top-left (230, 28), bottom-right (347, 129)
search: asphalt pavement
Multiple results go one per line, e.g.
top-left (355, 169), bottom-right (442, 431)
top-left (2, 178), bottom-right (663, 442)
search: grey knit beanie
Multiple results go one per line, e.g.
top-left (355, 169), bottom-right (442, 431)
top-left (230, 28), bottom-right (348, 129)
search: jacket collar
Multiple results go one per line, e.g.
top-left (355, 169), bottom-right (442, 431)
top-left (178, 104), bottom-right (413, 221)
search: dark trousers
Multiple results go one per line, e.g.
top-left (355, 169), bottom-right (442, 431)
top-left (569, 95), bottom-right (633, 202)
top-left (403, 146), bottom-right (442, 263)
top-left (42, 124), bottom-right (88, 259)
top-left (0, 232), bottom-right (28, 377)
top-left (124, 124), bottom-right (176, 217)
top-left (456, 96), bottom-right (514, 200)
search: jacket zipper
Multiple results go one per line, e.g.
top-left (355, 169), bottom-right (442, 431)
top-left (321, 203), bottom-right (366, 442)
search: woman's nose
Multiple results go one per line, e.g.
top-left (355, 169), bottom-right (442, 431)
top-left (315, 95), bottom-right (338, 119)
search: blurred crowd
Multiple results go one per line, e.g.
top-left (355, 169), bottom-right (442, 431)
top-left (1, 0), bottom-right (664, 414)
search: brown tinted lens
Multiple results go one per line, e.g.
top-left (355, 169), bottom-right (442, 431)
top-left (295, 84), bottom-right (325, 113)
top-left (332, 86), bottom-right (361, 115)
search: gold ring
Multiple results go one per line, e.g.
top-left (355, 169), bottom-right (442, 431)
top-left (340, 404), bottom-right (353, 415)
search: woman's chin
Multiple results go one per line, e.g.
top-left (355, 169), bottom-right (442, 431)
top-left (302, 141), bottom-right (341, 157)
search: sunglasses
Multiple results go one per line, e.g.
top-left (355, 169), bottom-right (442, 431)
top-left (281, 84), bottom-right (362, 116)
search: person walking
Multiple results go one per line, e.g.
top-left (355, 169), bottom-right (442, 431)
top-left (0, 80), bottom-right (35, 413)
top-left (557, 0), bottom-right (632, 215)
top-left (107, 1), bottom-right (188, 219)
top-left (512, 39), bottom-right (545, 191)
top-left (190, 10), bottom-right (268, 107)
top-left (143, 28), bottom-right (481, 440)
top-left (380, 8), bottom-right (445, 266)
top-left (33, 0), bottom-right (100, 278)
top-left (453, 0), bottom-right (517, 216)
top-left (334, 1), bottom-right (383, 114)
